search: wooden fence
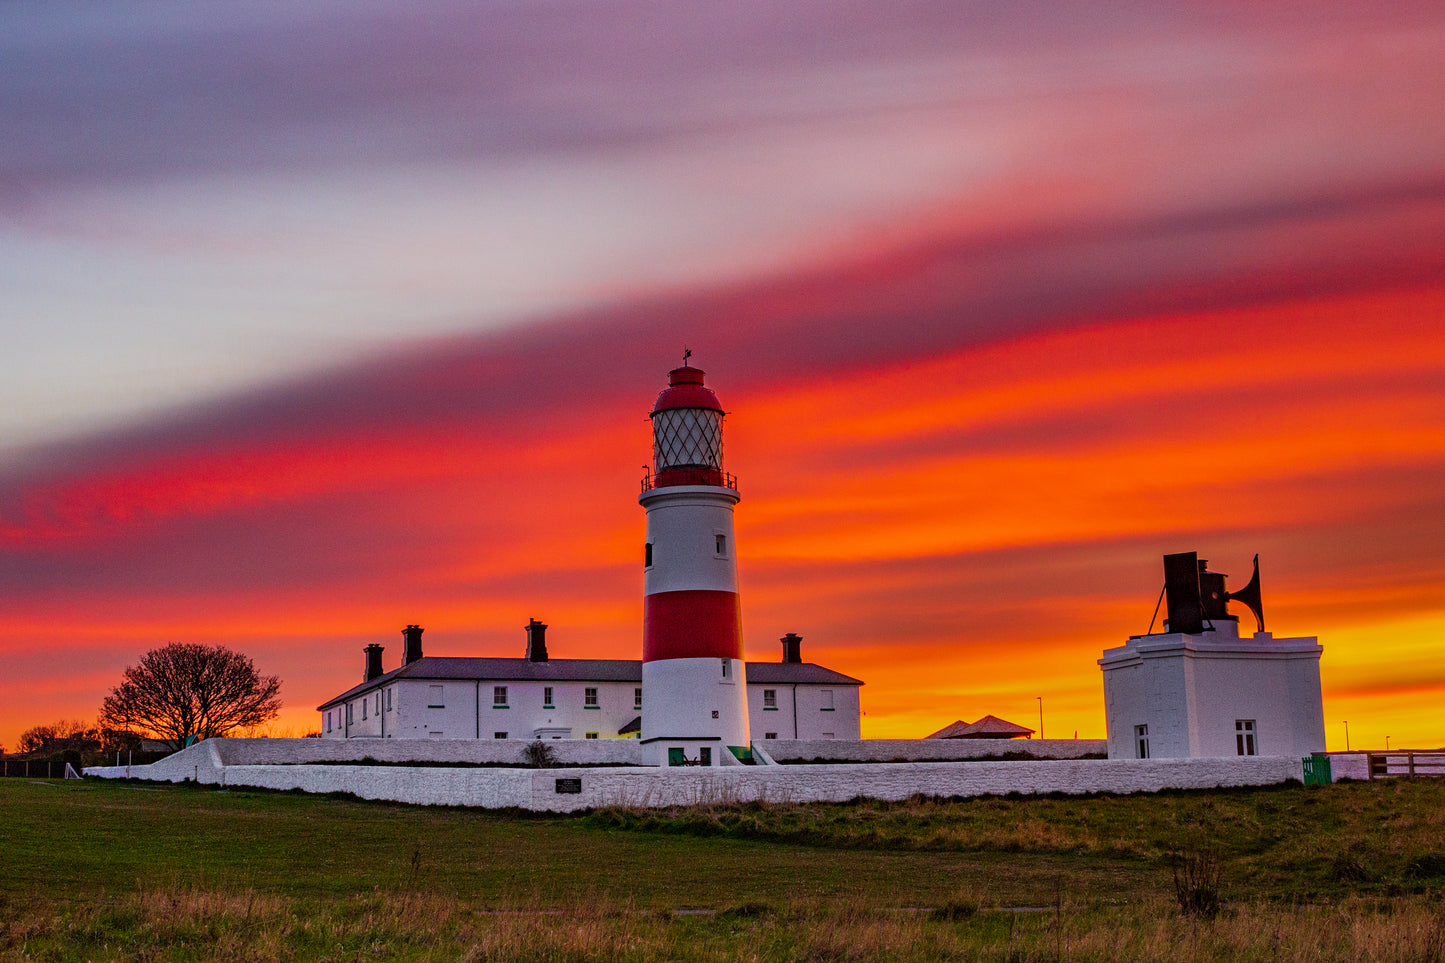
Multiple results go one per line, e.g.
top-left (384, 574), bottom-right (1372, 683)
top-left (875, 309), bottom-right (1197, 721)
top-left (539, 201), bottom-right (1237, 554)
top-left (1367, 751), bottom-right (1445, 778)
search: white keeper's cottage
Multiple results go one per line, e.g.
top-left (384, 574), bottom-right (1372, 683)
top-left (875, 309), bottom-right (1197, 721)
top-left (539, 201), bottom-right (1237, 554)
top-left (319, 622), bottom-right (862, 743)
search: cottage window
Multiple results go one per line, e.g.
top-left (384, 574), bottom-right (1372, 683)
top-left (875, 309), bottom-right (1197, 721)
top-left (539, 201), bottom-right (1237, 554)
top-left (494, 686), bottom-right (508, 707)
top-left (763, 689), bottom-right (777, 709)
top-left (1135, 724), bottom-right (1150, 759)
top-left (585, 732), bottom-right (598, 740)
top-left (325, 713), bottom-right (331, 733)
top-left (543, 686), bottom-right (553, 706)
top-left (346, 704), bottom-right (353, 724)
top-left (634, 687), bottom-right (643, 708)
top-left (494, 732), bottom-right (508, 740)
top-left (1235, 720), bottom-right (1257, 756)
top-left (585, 687), bottom-right (599, 707)
top-left (386, 689), bottom-right (392, 711)
top-left (820, 689), bottom-right (834, 710)
top-left (428, 685), bottom-right (444, 708)
top-left (764, 732), bottom-right (777, 739)
top-left (698, 747), bottom-right (711, 765)
top-left (362, 700), bottom-right (367, 720)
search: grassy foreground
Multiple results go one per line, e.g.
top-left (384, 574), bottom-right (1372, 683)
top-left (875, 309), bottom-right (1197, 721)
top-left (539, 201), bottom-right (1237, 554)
top-left (1, 777), bottom-right (1442, 961)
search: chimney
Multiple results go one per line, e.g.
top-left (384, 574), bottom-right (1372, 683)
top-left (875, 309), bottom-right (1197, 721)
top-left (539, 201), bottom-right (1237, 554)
top-left (363, 643), bottom-right (385, 682)
top-left (780, 632), bottom-right (803, 664)
top-left (526, 618), bottom-right (549, 662)
top-left (402, 624), bottom-right (424, 665)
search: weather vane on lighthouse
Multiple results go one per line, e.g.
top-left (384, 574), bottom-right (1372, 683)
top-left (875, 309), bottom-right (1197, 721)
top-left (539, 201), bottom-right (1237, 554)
top-left (682, 347), bottom-right (692, 366)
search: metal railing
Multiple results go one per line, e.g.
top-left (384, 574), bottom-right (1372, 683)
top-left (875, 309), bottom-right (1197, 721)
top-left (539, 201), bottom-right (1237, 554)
top-left (640, 468), bottom-right (738, 493)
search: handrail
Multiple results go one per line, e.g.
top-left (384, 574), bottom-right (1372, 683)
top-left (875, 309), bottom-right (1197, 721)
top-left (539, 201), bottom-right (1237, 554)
top-left (640, 468), bottom-right (738, 493)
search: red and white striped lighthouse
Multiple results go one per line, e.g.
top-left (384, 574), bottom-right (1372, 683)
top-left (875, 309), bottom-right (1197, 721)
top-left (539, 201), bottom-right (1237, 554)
top-left (639, 362), bottom-right (750, 766)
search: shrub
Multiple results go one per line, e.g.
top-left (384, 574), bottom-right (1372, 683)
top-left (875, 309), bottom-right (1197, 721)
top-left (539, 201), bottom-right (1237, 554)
top-left (522, 740), bottom-right (559, 768)
top-left (1171, 846), bottom-right (1224, 918)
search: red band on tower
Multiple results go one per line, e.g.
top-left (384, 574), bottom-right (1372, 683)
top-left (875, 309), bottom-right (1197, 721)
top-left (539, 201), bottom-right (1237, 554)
top-left (643, 590), bottom-right (742, 661)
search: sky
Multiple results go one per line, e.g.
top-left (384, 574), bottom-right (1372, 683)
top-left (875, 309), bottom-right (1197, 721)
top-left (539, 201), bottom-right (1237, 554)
top-left (2, 0), bottom-right (1443, 752)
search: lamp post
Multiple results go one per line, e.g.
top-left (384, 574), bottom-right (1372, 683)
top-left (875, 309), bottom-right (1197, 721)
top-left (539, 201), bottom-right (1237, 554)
top-left (1385, 735), bottom-right (1391, 751)
top-left (1037, 696), bottom-right (1044, 741)
top-left (1343, 720), bottom-right (1350, 752)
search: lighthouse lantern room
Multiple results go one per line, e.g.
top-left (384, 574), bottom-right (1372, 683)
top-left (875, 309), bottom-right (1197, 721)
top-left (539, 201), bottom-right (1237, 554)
top-left (640, 363), bottom-right (750, 766)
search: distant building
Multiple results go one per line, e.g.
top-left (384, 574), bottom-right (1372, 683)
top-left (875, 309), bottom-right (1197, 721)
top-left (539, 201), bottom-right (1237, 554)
top-left (1099, 552), bottom-right (1325, 760)
top-left (318, 623), bottom-right (863, 744)
top-left (925, 715), bottom-right (1035, 739)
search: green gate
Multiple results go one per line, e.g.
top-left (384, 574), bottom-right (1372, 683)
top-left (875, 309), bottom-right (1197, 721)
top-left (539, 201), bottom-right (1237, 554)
top-left (1302, 755), bottom-right (1332, 786)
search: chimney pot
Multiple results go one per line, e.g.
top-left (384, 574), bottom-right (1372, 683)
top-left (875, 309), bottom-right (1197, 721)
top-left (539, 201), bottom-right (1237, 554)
top-left (402, 624), bottom-right (424, 664)
top-left (363, 643), bottom-right (385, 682)
top-left (526, 618), bottom-right (549, 662)
top-left (780, 633), bottom-right (803, 664)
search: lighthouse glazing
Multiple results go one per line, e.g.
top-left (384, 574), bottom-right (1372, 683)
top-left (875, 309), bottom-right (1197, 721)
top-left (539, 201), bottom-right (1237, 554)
top-left (640, 365), bottom-right (750, 766)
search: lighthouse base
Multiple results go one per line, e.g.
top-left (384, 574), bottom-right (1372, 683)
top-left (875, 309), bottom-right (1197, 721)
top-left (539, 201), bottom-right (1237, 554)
top-left (640, 657), bottom-right (751, 767)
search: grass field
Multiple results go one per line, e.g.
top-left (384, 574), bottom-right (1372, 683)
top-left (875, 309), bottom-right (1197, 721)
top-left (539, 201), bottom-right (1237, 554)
top-left (2, 776), bottom-right (1443, 961)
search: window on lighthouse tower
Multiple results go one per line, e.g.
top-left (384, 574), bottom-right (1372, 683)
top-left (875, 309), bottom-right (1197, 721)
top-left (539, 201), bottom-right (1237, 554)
top-left (715, 534), bottom-right (727, 556)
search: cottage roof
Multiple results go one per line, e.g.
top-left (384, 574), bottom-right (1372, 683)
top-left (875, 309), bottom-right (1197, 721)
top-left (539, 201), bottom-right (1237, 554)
top-left (318, 657), bottom-right (861, 710)
top-left (924, 714), bottom-right (1035, 739)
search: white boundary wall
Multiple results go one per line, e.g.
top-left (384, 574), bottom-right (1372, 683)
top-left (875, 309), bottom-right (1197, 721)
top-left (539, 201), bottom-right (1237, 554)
top-left (87, 740), bottom-right (1343, 813)
top-left (206, 737), bottom-right (642, 767)
top-left (765, 739), bottom-right (1106, 762)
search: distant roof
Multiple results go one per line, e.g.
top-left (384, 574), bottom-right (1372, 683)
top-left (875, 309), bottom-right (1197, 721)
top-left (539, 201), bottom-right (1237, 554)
top-left (617, 716), bottom-right (641, 735)
top-left (318, 657), bottom-right (862, 710)
top-left (924, 714), bottom-right (1035, 739)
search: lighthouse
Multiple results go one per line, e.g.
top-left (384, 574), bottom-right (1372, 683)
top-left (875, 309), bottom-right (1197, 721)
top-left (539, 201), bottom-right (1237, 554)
top-left (639, 362), bottom-right (750, 766)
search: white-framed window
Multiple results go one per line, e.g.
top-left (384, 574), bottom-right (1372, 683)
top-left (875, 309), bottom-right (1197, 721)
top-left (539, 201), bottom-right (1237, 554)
top-left (584, 687), bottom-right (598, 707)
top-left (715, 534), bottom-right (727, 556)
top-left (375, 693), bottom-right (381, 715)
top-left (585, 732), bottom-right (598, 740)
top-left (494, 732), bottom-right (508, 740)
top-left (325, 713), bottom-right (331, 733)
top-left (635, 687), bottom-right (643, 708)
top-left (820, 689), bottom-right (834, 710)
top-left (347, 704), bottom-right (353, 724)
top-left (543, 686), bottom-right (553, 706)
top-left (361, 700), bottom-right (367, 720)
top-left (721, 659), bottom-right (730, 679)
top-left (494, 686), bottom-right (508, 707)
top-left (1236, 720), bottom-right (1257, 756)
top-left (1135, 724), bottom-right (1149, 759)
top-left (428, 685), bottom-right (444, 708)
top-left (386, 689), bottom-right (392, 711)
top-left (763, 689), bottom-right (777, 709)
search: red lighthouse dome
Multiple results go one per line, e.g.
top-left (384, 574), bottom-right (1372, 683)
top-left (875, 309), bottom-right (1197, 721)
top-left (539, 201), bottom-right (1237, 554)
top-left (645, 366), bottom-right (736, 491)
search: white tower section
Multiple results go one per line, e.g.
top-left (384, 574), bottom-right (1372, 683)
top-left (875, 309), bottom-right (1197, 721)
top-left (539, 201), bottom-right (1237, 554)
top-left (639, 365), bottom-right (750, 767)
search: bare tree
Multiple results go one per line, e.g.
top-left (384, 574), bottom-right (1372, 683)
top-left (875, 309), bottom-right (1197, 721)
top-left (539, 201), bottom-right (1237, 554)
top-left (99, 643), bottom-right (282, 751)
top-left (17, 719), bottom-right (96, 755)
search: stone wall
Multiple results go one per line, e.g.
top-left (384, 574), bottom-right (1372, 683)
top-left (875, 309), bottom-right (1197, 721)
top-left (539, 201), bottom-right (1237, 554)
top-left (763, 738), bottom-right (1107, 763)
top-left (205, 736), bottom-right (643, 767)
top-left (88, 741), bottom-right (1319, 813)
